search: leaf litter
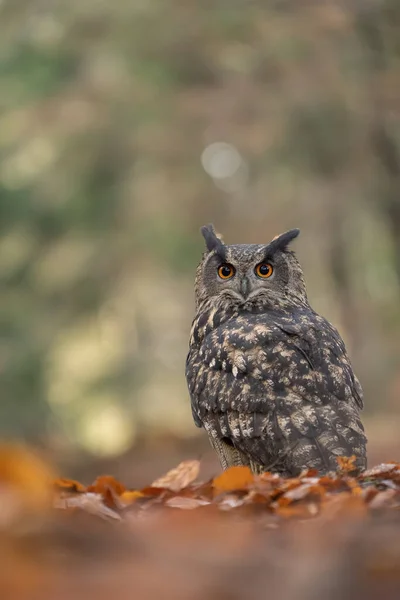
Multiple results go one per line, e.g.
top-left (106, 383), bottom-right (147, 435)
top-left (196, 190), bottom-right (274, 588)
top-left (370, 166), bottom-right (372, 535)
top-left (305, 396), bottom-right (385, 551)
top-left (1, 446), bottom-right (400, 599)
top-left (51, 453), bottom-right (400, 520)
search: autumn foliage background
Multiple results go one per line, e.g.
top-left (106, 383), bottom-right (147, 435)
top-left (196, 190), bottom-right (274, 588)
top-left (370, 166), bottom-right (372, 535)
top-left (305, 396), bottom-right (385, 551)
top-left (1, 1), bottom-right (400, 597)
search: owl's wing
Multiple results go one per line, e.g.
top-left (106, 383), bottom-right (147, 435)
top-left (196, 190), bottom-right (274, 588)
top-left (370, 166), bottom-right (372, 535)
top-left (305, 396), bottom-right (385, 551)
top-left (187, 310), bottom-right (367, 475)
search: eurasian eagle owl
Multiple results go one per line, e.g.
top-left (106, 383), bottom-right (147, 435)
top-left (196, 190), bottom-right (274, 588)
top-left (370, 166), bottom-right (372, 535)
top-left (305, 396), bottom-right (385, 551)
top-left (186, 225), bottom-right (367, 476)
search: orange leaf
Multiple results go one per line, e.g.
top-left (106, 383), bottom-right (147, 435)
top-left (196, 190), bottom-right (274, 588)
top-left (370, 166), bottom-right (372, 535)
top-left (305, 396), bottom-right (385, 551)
top-left (55, 478), bottom-right (86, 494)
top-left (87, 475), bottom-right (126, 496)
top-left (120, 490), bottom-right (145, 505)
top-left (349, 484), bottom-right (363, 497)
top-left (0, 444), bottom-right (55, 514)
top-left (151, 460), bottom-right (200, 492)
top-left (300, 468), bottom-right (319, 478)
top-left (213, 466), bottom-right (254, 493)
top-left (0, 444), bottom-right (57, 531)
top-left (318, 475), bottom-right (347, 492)
top-left (336, 455), bottom-right (358, 474)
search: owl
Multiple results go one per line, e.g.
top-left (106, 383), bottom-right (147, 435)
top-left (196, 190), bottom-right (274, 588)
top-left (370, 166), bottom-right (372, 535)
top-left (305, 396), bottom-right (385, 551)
top-left (186, 225), bottom-right (367, 476)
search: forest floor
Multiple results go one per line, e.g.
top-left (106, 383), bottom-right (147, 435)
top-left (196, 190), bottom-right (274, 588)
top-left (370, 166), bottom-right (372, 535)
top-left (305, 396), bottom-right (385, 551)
top-left (1, 433), bottom-right (400, 600)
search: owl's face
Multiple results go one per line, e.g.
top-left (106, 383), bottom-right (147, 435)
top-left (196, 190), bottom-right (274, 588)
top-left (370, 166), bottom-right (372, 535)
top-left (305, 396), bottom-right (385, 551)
top-left (195, 225), bottom-right (308, 311)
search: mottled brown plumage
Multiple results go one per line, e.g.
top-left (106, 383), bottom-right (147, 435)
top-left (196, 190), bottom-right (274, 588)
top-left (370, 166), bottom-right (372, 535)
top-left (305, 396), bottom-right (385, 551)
top-left (186, 225), bottom-right (367, 476)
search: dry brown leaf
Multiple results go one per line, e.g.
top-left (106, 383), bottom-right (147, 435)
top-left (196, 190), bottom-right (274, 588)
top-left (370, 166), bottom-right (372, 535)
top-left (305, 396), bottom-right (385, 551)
top-left (55, 493), bottom-right (121, 520)
top-left (244, 490), bottom-right (272, 505)
top-left (213, 466), bottom-right (254, 493)
top-left (317, 475), bottom-right (347, 492)
top-left (139, 485), bottom-right (170, 497)
top-left (258, 472), bottom-right (282, 484)
top-left (3, 448), bottom-right (396, 522)
top-left (87, 475), bottom-right (126, 496)
top-left (283, 483), bottom-right (326, 503)
top-left (165, 496), bottom-right (210, 509)
top-left (300, 468), bottom-right (319, 478)
top-left (218, 494), bottom-right (247, 510)
top-left (379, 479), bottom-right (399, 490)
top-left (151, 460), bottom-right (200, 492)
top-left (361, 463), bottom-right (399, 479)
top-left (270, 478), bottom-right (302, 502)
top-left (368, 489), bottom-right (399, 510)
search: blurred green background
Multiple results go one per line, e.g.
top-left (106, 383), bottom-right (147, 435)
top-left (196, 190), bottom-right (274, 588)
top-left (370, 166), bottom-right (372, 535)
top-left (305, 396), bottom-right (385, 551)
top-left (1, 0), bottom-right (399, 477)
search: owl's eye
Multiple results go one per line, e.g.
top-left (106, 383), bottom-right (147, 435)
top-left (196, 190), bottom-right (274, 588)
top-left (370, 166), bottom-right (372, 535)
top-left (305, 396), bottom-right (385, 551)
top-left (255, 262), bottom-right (273, 278)
top-left (218, 264), bottom-right (236, 280)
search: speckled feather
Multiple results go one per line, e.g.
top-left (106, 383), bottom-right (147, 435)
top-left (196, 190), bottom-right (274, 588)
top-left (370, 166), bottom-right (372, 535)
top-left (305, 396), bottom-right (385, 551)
top-left (186, 226), bottom-right (367, 476)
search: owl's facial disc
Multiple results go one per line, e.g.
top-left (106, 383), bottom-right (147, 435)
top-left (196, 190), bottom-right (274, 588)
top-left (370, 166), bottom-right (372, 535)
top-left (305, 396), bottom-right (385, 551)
top-left (198, 226), bottom-right (306, 309)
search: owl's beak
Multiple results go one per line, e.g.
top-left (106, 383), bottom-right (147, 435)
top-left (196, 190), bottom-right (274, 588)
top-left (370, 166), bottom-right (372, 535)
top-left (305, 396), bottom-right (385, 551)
top-left (240, 277), bottom-right (250, 299)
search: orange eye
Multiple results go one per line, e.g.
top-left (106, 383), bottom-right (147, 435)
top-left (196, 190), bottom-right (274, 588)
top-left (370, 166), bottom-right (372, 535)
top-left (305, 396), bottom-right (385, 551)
top-left (218, 264), bottom-right (235, 279)
top-left (255, 262), bottom-right (273, 278)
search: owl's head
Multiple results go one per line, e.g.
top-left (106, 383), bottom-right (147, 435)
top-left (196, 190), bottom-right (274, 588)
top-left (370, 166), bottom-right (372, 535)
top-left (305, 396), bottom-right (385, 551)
top-left (194, 224), bottom-right (308, 311)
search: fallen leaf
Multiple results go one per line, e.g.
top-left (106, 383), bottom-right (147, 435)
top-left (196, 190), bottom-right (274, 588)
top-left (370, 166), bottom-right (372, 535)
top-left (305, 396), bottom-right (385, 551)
top-left (258, 472), bottom-right (282, 484)
top-left (55, 478), bottom-right (86, 494)
top-left (318, 475), bottom-right (347, 492)
top-left (87, 475), bottom-right (126, 496)
top-left (139, 486), bottom-right (170, 497)
top-left (151, 460), bottom-right (200, 492)
top-left (350, 485), bottom-right (363, 497)
top-left (299, 468), bottom-right (319, 478)
top-left (270, 478), bottom-right (302, 501)
top-left (213, 466), bottom-right (254, 493)
top-left (0, 444), bottom-right (56, 527)
top-left (336, 455), bottom-right (358, 474)
top-left (218, 494), bottom-right (246, 510)
top-left (55, 493), bottom-right (121, 520)
top-left (379, 479), bottom-right (399, 490)
top-left (243, 490), bottom-right (272, 505)
top-left (165, 496), bottom-right (210, 510)
top-left (120, 490), bottom-right (145, 505)
top-left (283, 483), bottom-right (325, 503)
top-left (361, 463), bottom-right (399, 479)
top-left (368, 489), bottom-right (399, 510)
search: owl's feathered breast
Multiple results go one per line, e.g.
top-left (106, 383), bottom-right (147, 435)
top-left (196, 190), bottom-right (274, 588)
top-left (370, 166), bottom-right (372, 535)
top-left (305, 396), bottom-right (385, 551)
top-left (186, 303), bottom-right (365, 471)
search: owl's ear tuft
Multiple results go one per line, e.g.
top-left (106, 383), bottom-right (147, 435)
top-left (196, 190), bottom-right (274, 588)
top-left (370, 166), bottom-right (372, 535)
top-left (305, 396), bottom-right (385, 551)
top-left (200, 224), bottom-right (226, 259)
top-left (268, 229), bottom-right (300, 254)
